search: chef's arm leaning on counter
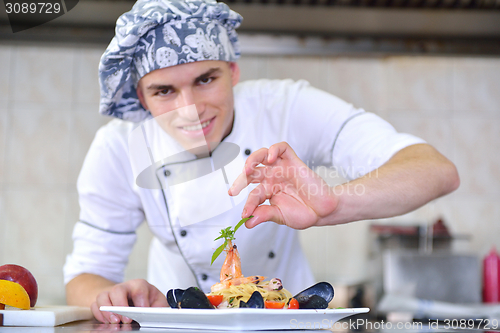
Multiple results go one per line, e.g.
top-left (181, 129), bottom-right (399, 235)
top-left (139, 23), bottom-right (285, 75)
top-left (230, 141), bottom-right (460, 230)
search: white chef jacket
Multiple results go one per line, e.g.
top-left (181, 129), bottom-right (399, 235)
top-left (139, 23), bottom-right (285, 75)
top-left (64, 79), bottom-right (425, 295)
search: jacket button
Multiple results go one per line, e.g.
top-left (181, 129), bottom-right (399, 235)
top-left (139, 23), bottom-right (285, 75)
top-left (244, 149), bottom-right (251, 156)
top-left (268, 251), bottom-right (275, 259)
top-left (201, 274), bottom-right (208, 281)
top-left (180, 230), bottom-right (187, 237)
top-left (164, 169), bottom-right (171, 177)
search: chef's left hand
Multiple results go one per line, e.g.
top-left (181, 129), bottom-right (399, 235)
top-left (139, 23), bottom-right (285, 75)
top-left (90, 279), bottom-right (169, 324)
top-left (229, 142), bottom-right (339, 229)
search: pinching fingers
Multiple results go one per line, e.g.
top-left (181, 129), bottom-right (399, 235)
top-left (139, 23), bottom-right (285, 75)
top-left (243, 148), bottom-right (270, 172)
top-left (229, 157), bottom-right (268, 196)
top-left (228, 171), bottom-right (248, 196)
top-left (246, 205), bottom-right (284, 228)
top-left (267, 142), bottom-right (294, 164)
top-left (242, 183), bottom-right (269, 218)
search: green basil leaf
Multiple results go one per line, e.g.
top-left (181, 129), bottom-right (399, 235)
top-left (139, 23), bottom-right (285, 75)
top-left (211, 216), bottom-right (253, 265)
top-left (234, 216), bottom-right (253, 234)
top-left (211, 239), bottom-right (228, 265)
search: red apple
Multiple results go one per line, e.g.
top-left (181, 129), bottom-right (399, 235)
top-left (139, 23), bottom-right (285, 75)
top-left (0, 264), bottom-right (38, 307)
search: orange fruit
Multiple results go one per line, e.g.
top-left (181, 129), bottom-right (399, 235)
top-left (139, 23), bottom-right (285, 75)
top-left (0, 280), bottom-right (30, 310)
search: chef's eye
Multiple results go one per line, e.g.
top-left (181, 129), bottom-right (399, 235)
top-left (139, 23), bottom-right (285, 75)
top-left (156, 88), bottom-right (173, 96)
top-left (198, 77), bottom-right (214, 85)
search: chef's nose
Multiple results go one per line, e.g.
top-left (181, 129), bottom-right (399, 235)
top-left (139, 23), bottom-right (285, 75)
top-left (176, 90), bottom-right (205, 121)
top-left (176, 88), bottom-right (195, 109)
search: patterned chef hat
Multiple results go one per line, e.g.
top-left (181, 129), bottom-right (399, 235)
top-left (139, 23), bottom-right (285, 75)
top-left (98, 0), bottom-right (243, 121)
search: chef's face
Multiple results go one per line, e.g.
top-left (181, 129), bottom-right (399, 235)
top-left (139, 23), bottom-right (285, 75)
top-left (137, 60), bottom-right (240, 152)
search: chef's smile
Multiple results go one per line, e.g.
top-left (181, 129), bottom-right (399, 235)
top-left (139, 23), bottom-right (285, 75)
top-left (178, 117), bottom-right (216, 137)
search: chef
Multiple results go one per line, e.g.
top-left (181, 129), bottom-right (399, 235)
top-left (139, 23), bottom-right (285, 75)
top-left (63, 0), bottom-right (459, 324)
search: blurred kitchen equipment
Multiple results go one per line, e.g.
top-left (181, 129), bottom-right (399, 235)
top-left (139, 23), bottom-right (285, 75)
top-left (370, 219), bottom-right (464, 254)
top-left (378, 294), bottom-right (500, 321)
top-left (370, 218), bottom-right (480, 319)
top-left (383, 251), bottom-right (481, 303)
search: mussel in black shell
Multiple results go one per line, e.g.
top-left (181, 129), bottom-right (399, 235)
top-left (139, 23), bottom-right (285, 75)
top-left (166, 286), bottom-right (214, 309)
top-left (293, 282), bottom-right (334, 309)
top-left (239, 290), bottom-right (264, 308)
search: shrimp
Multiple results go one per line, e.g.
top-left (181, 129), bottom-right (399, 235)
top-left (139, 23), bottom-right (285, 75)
top-left (220, 240), bottom-right (241, 282)
top-left (210, 239), bottom-right (264, 293)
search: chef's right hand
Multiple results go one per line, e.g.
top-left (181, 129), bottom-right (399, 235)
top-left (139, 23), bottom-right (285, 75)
top-left (91, 279), bottom-right (169, 324)
top-left (229, 142), bottom-right (339, 230)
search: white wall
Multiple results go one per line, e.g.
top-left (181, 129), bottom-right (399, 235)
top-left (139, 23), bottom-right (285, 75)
top-left (1, 43), bottom-right (499, 304)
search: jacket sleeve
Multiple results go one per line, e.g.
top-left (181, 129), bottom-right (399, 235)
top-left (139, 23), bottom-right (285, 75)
top-left (63, 122), bottom-right (145, 284)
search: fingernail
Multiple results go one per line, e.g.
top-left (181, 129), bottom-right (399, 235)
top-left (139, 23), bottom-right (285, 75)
top-left (247, 216), bottom-right (256, 228)
top-left (122, 316), bottom-right (132, 323)
top-left (110, 314), bottom-right (120, 324)
top-left (242, 209), bottom-right (247, 217)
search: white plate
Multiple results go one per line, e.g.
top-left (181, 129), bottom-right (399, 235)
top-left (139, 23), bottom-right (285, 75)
top-left (100, 306), bottom-right (369, 330)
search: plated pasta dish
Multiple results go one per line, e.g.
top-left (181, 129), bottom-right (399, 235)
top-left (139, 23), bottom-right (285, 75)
top-left (166, 219), bottom-right (334, 310)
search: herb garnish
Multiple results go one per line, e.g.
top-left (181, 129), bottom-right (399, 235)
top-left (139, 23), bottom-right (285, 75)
top-left (210, 216), bottom-right (252, 265)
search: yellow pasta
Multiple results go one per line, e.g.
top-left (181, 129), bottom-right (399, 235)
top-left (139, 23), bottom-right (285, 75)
top-left (208, 281), bottom-right (292, 308)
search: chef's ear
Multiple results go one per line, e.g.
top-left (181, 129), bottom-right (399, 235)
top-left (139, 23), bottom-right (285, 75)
top-left (229, 62), bottom-right (240, 87)
top-left (136, 81), bottom-right (149, 110)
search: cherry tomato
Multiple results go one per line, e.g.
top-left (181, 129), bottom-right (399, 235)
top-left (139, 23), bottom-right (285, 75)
top-left (207, 295), bottom-right (224, 307)
top-left (288, 298), bottom-right (299, 309)
top-left (265, 300), bottom-right (285, 309)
